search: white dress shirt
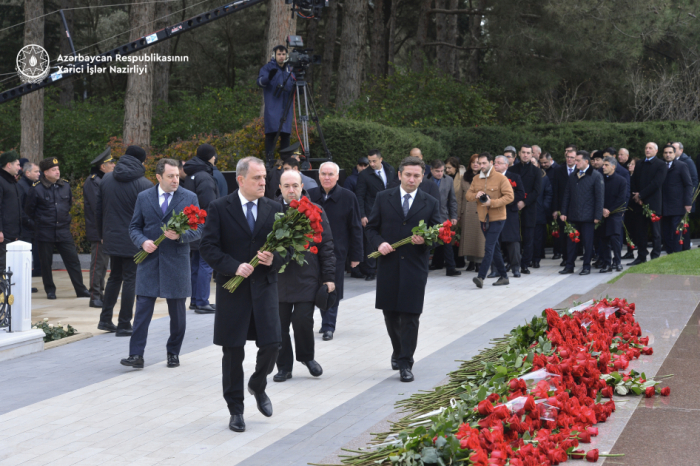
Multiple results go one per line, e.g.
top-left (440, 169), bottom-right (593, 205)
top-left (376, 167), bottom-right (386, 187)
top-left (238, 190), bottom-right (258, 220)
top-left (399, 186), bottom-right (416, 211)
top-left (158, 185), bottom-right (174, 209)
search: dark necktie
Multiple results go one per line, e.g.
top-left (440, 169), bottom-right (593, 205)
top-left (377, 170), bottom-right (385, 187)
top-left (402, 193), bottom-right (411, 217)
top-left (568, 168), bottom-right (573, 176)
top-left (246, 201), bottom-right (255, 232)
top-left (160, 192), bottom-right (170, 215)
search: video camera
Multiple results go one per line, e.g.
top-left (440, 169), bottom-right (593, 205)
top-left (285, 35), bottom-right (321, 80)
top-left (286, 0), bottom-right (328, 18)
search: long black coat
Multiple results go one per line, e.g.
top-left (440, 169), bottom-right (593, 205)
top-left (661, 160), bottom-right (693, 217)
top-left (365, 187), bottom-right (441, 315)
top-left (552, 164), bottom-right (576, 213)
top-left (510, 161), bottom-right (541, 228)
top-left (0, 169), bottom-right (23, 240)
top-left (310, 184), bottom-right (364, 300)
top-left (83, 168), bottom-right (104, 242)
top-left (601, 173), bottom-right (627, 236)
top-left (630, 157), bottom-right (667, 213)
top-left (181, 157), bottom-right (219, 251)
top-left (96, 155), bottom-right (153, 257)
top-left (24, 177), bottom-right (73, 243)
top-left (276, 195), bottom-right (335, 303)
top-left (536, 173), bottom-right (553, 225)
top-left (199, 192), bottom-right (287, 348)
top-left (356, 161), bottom-right (396, 218)
top-left (561, 165), bottom-right (604, 223)
top-left (501, 171), bottom-right (524, 243)
top-left (17, 176), bottom-right (34, 239)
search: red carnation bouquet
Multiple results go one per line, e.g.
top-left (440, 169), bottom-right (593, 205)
top-left (550, 219), bottom-right (559, 238)
top-left (642, 203), bottom-right (661, 223)
top-left (675, 184), bottom-right (700, 244)
top-left (134, 204), bottom-right (206, 264)
top-left (367, 219), bottom-right (455, 259)
top-left (223, 196), bottom-right (323, 293)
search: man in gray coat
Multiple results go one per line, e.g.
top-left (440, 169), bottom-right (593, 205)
top-left (121, 159), bottom-right (201, 369)
top-left (426, 159), bottom-right (460, 276)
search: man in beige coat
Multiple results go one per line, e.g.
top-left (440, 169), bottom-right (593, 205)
top-left (465, 153), bottom-right (514, 288)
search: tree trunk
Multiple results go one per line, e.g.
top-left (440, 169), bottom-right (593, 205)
top-left (319, 0), bottom-right (339, 106)
top-left (447, 0), bottom-right (459, 79)
top-left (123, 1), bottom-right (155, 148)
top-left (387, 0), bottom-right (400, 74)
top-left (261, 1), bottom-right (297, 117)
top-left (465, 0), bottom-right (485, 82)
top-left (305, 19), bottom-right (318, 90)
top-left (152, 0), bottom-right (171, 109)
top-left (336, 0), bottom-right (369, 110)
top-left (20, 0), bottom-right (44, 164)
top-left (58, 0), bottom-right (74, 107)
top-left (411, 0), bottom-right (432, 73)
top-left (435, 0), bottom-right (450, 74)
top-left (370, 0), bottom-right (386, 78)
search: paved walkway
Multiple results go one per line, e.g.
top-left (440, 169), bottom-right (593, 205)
top-left (0, 257), bottom-right (695, 465)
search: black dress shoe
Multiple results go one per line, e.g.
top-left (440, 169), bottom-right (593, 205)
top-left (622, 251), bottom-right (634, 259)
top-left (512, 269), bottom-right (521, 278)
top-left (552, 253), bottom-right (562, 260)
top-left (120, 355), bottom-right (144, 369)
top-left (593, 261), bottom-right (603, 269)
top-left (521, 267), bottom-right (530, 274)
top-left (466, 262), bottom-right (475, 271)
top-left (614, 264), bottom-right (624, 272)
top-left (532, 262), bottom-right (540, 269)
top-left (322, 330), bottom-right (333, 341)
top-left (627, 258), bottom-right (646, 266)
top-left (115, 328), bottom-right (133, 337)
top-left (194, 304), bottom-right (216, 314)
top-left (365, 274), bottom-right (376, 281)
top-left (97, 321), bottom-right (117, 332)
top-left (446, 269), bottom-right (461, 276)
top-left (47, 292), bottom-right (56, 299)
top-left (599, 265), bottom-right (612, 273)
top-left (579, 268), bottom-right (591, 275)
top-left (89, 299), bottom-right (103, 308)
top-left (559, 268), bottom-right (574, 274)
top-left (400, 368), bottom-right (414, 382)
top-left (229, 414), bottom-right (245, 432)
top-left (429, 264), bottom-right (443, 271)
top-left (486, 270), bottom-right (499, 279)
top-left (302, 360), bottom-right (323, 377)
top-left (559, 260), bottom-right (567, 267)
top-left (167, 353), bottom-right (180, 368)
top-left (391, 357), bottom-right (399, 370)
top-left (247, 385), bottom-right (273, 417)
top-left (188, 302), bottom-right (196, 310)
top-left (31, 287), bottom-right (38, 293)
top-left (273, 370), bottom-right (292, 382)
top-left (474, 263), bottom-right (480, 273)
top-left (76, 289), bottom-right (91, 298)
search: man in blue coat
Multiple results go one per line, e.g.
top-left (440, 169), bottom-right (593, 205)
top-left (258, 45), bottom-right (295, 157)
top-left (672, 142), bottom-right (697, 250)
top-left (121, 159), bottom-right (201, 370)
top-left (599, 157), bottom-right (628, 273)
top-left (660, 144), bottom-right (693, 254)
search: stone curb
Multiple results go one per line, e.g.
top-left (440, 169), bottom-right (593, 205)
top-left (44, 332), bottom-right (93, 350)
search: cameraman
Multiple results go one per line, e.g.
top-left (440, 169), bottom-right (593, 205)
top-left (258, 45), bottom-right (296, 157)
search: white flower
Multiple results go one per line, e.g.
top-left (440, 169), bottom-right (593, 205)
top-left (43, 317), bottom-right (49, 321)
top-left (32, 326), bottom-right (37, 329)
top-left (48, 324), bottom-right (53, 328)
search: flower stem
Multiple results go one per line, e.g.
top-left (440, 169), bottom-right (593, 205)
top-left (367, 237), bottom-right (415, 259)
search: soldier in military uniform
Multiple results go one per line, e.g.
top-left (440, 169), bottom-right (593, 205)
top-left (24, 158), bottom-right (90, 300)
top-left (83, 147), bottom-right (115, 308)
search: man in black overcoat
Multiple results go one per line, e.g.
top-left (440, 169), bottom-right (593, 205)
top-left (599, 157), bottom-right (628, 273)
top-left (355, 149), bottom-right (395, 280)
top-left (199, 156), bottom-right (288, 433)
top-left (311, 162), bottom-right (364, 341)
top-left (551, 146), bottom-right (578, 264)
top-left (628, 142), bottom-right (668, 265)
top-left (491, 155), bottom-right (524, 277)
top-left (0, 151), bottom-right (23, 273)
top-left (365, 156), bottom-right (441, 383)
top-left (660, 144), bottom-right (693, 255)
top-left (510, 145), bottom-right (541, 274)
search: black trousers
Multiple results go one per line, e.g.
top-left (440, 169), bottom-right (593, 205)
top-left (661, 215), bottom-right (684, 255)
top-left (383, 310), bottom-right (420, 370)
top-left (600, 232), bottom-right (622, 267)
top-left (632, 211), bottom-right (662, 260)
top-left (0, 238), bottom-right (16, 273)
top-left (520, 226), bottom-right (535, 268)
top-left (264, 132), bottom-right (291, 156)
top-left (430, 243), bottom-right (456, 270)
top-left (566, 222), bottom-right (595, 269)
top-left (533, 224), bottom-right (547, 262)
top-left (100, 256), bottom-right (137, 329)
top-left (222, 343), bottom-right (279, 415)
top-left (359, 227), bottom-right (376, 275)
top-left (38, 241), bottom-right (87, 295)
top-left (130, 296), bottom-right (186, 357)
top-left (89, 241), bottom-right (109, 301)
top-left (502, 241), bottom-right (521, 271)
top-left (277, 301), bottom-right (315, 371)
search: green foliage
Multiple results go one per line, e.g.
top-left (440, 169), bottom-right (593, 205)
top-left (69, 178), bottom-right (90, 254)
top-left (32, 319), bottom-right (77, 343)
top-left (344, 66), bottom-right (497, 128)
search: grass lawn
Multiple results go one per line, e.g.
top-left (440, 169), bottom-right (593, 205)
top-left (609, 247), bottom-right (700, 284)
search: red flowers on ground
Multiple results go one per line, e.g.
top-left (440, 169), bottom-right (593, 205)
top-left (661, 386), bottom-right (671, 396)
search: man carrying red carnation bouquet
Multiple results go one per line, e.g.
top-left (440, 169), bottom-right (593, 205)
top-left (365, 156), bottom-right (441, 383)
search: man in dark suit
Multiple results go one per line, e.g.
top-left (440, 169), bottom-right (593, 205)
top-left (599, 157), bottom-right (628, 272)
top-left (510, 145), bottom-right (541, 274)
top-left (199, 156), bottom-right (287, 433)
top-left (672, 142), bottom-right (698, 251)
top-left (311, 162), bottom-right (364, 341)
top-left (355, 149), bottom-right (395, 281)
top-left (628, 142), bottom-right (668, 265)
top-left (426, 160), bottom-right (460, 276)
top-left (552, 145), bottom-right (577, 264)
top-left (365, 156), bottom-right (441, 383)
top-left (559, 151), bottom-right (604, 275)
top-left (490, 155), bottom-right (524, 278)
top-left (660, 144), bottom-right (693, 254)
top-left (122, 159), bottom-right (201, 369)
top-left (343, 156), bottom-right (369, 194)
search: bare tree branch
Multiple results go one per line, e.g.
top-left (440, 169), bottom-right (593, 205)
top-left (424, 41), bottom-right (488, 50)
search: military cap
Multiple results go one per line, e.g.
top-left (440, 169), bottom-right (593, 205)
top-left (279, 142), bottom-right (301, 160)
top-left (39, 157), bottom-right (60, 172)
top-left (90, 146), bottom-right (113, 166)
top-left (0, 150), bottom-right (20, 168)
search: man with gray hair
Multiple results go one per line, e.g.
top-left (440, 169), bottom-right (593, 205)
top-left (200, 156), bottom-right (288, 432)
top-left (311, 161), bottom-right (364, 340)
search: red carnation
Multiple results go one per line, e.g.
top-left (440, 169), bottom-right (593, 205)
top-left (645, 386), bottom-right (655, 398)
top-left (310, 246), bottom-right (318, 254)
top-left (661, 386), bottom-right (670, 396)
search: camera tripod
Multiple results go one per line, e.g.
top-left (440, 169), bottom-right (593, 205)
top-left (267, 71), bottom-right (331, 170)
